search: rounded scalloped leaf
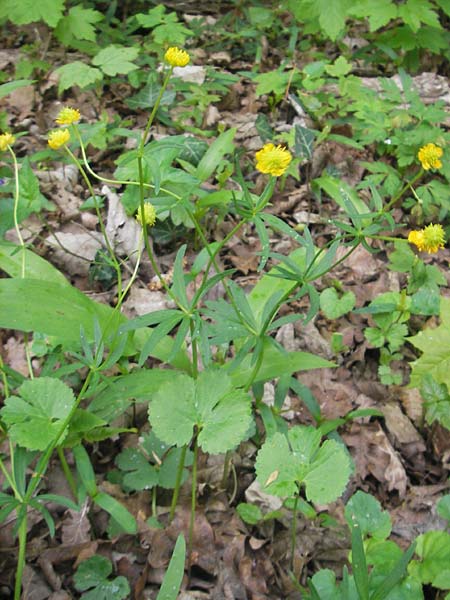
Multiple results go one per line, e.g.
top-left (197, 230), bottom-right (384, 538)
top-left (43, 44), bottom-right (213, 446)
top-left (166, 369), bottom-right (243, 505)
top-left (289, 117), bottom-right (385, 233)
top-left (149, 370), bottom-right (253, 454)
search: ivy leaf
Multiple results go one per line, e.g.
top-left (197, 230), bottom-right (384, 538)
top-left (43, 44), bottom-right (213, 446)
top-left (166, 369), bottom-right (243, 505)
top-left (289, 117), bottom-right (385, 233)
top-left (0, 0), bottom-right (64, 27)
top-left (92, 46), bottom-right (139, 77)
top-left (149, 371), bottom-right (252, 455)
top-left (0, 377), bottom-right (75, 450)
top-left (54, 6), bottom-right (103, 45)
top-left (54, 61), bottom-right (103, 94)
top-left (74, 555), bottom-right (130, 599)
top-left (255, 426), bottom-right (351, 504)
top-left (320, 288), bottom-right (355, 319)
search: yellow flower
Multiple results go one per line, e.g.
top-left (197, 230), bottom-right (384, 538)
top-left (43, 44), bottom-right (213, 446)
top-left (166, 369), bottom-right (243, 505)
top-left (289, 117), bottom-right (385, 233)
top-left (164, 47), bottom-right (190, 68)
top-left (136, 203), bottom-right (157, 227)
top-left (418, 143), bottom-right (443, 170)
top-left (48, 129), bottom-right (71, 150)
top-left (0, 132), bottom-right (15, 151)
top-left (55, 107), bottom-right (81, 125)
top-left (408, 223), bottom-right (445, 254)
top-left (255, 143), bottom-right (292, 177)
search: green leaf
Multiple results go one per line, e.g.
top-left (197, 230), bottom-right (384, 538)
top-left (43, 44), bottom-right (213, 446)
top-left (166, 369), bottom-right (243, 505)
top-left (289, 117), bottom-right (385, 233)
top-left (126, 81), bottom-right (175, 110)
top-left (195, 128), bottom-right (236, 182)
top-left (0, 242), bottom-right (69, 285)
top-left (229, 341), bottom-right (334, 387)
top-left (388, 242), bottom-right (416, 273)
top-left (54, 62), bottom-right (103, 94)
top-left (94, 492), bottom-right (137, 534)
top-left (73, 444), bottom-right (98, 496)
top-left (344, 491), bottom-right (391, 540)
top-left (420, 374), bottom-right (450, 430)
top-left (54, 6), bottom-right (103, 44)
top-left (255, 426), bottom-right (351, 504)
top-left (149, 370), bottom-right (252, 454)
top-left (92, 46), bottom-right (139, 77)
top-left (0, 79), bottom-right (35, 99)
top-left (409, 530), bottom-right (450, 587)
top-left (156, 534), bottom-right (186, 600)
top-left (437, 495), bottom-right (450, 523)
top-left (348, 0), bottom-right (398, 31)
top-left (398, 0), bottom-right (441, 32)
top-left (0, 0), bottom-right (64, 26)
top-left (0, 378), bottom-right (75, 451)
top-left (320, 288), bottom-right (355, 319)
top-left (0, 278), bottom-right (124, 349)
top-left (325, 56), bottom-right (352, 77)
top-left (255, 114), bottom-right (274, 143)
top-left (254, 69), bottom-right (291, 97)
top-left (74, 555), bottom-right (130, 599)
top-left (236, 503), bottom-right (263, 525)
top-left (294, 125), bottom-right (316, 160)
top-left (409, 297), bottom-right (450, 389)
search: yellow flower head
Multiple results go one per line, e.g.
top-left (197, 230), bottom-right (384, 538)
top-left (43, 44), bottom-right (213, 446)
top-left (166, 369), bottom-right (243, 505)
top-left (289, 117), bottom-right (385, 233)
top-left (48, 128), bottom-right (71, 150)
top-left (408, 223), bottom-right (445, 254)
top-left (136, 203), bottom-right (157, 227)
top-left (55, 107), bottom-right (81, 125)
top-left (164, 47), bottom-right (190, 68)
top-left (0, 132), bottom-right (15, 152)
top-left (418, 143), bottom-right (443, 170)
top-left (255, 143), bottom-right (292, 177)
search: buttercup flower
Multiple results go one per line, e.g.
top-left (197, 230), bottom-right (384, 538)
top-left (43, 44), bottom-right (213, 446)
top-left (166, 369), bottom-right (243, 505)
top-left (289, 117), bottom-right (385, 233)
top-left (408, 223), bottom-right (445, 254)
top-left (48, 129), bottom-right (71, 150)
top-left (136, 203), bottom-right (157, 227)
top-left (0, 132), bottom-right (15, 152)
top-left (255, 143), bottom-right (292, 177)
top-left (55, 107), bottom-right (81, 125)
top-left (418, 143), bottom-right (443, 170)
top-left (164, 47), bottom-right (190, 68)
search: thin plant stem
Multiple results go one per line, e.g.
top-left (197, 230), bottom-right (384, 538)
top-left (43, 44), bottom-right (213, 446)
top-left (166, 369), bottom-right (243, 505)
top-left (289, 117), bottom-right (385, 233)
top-left (64, 146), bottom-right (122, 299)
top-left (8, 146), bottom-right (34, 381)
top-left (0, 355), bottom-right (10, 397)
top-left (72, 126), bottom-right (181, 201)
top-left (187, 432), bottom-right (198, 581)
top-left (290, 494), bottom-right (299, 572)
top-left (57, 447), bottom-right (77, 500)
top-left (14, 514), bottom-right (27, 600)
top-left (190, 320), bottom-right (198, 379)
top-left (169, 444), bottom-right (187, 523)
top-left (384, 169), bottom-right (424, 212)
top-left (8, 146), bottom-right (25, 278)
top-left (151, 487), bottom-right (157, 518)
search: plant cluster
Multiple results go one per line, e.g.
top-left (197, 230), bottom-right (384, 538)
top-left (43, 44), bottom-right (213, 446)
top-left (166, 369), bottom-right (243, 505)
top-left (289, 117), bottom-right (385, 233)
top-left (0, 1), bottom-right (449, 598)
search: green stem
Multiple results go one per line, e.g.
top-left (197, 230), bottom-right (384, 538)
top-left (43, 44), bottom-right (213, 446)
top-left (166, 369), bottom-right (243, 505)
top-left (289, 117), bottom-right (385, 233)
top-left (384, 169), bottom-right (424, 212)
top-left (8, 146), bottom-right (25, 278)
top-left (169, 444), bottom-right (187, 523)
top-left (57, 447), bottom-right (77, 499)
top-left (14, 513), bottom-right (27, 600)
top-left (187, 432), bottom-right (198, 579)
top-left (151, 486), bottom-right (157, 518)
top-left (290, 494), bottom-right (299, 572)
top-left (72, 125), bottom-right (180, 200)
top-left (23, 370), bottom-right (94, 503)
top-left (190, 320), bottom-right (198, 379)
top-left (64, 146), bottom-right (122, 298)
top-left (139, 69), bottom-right (173, 152)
